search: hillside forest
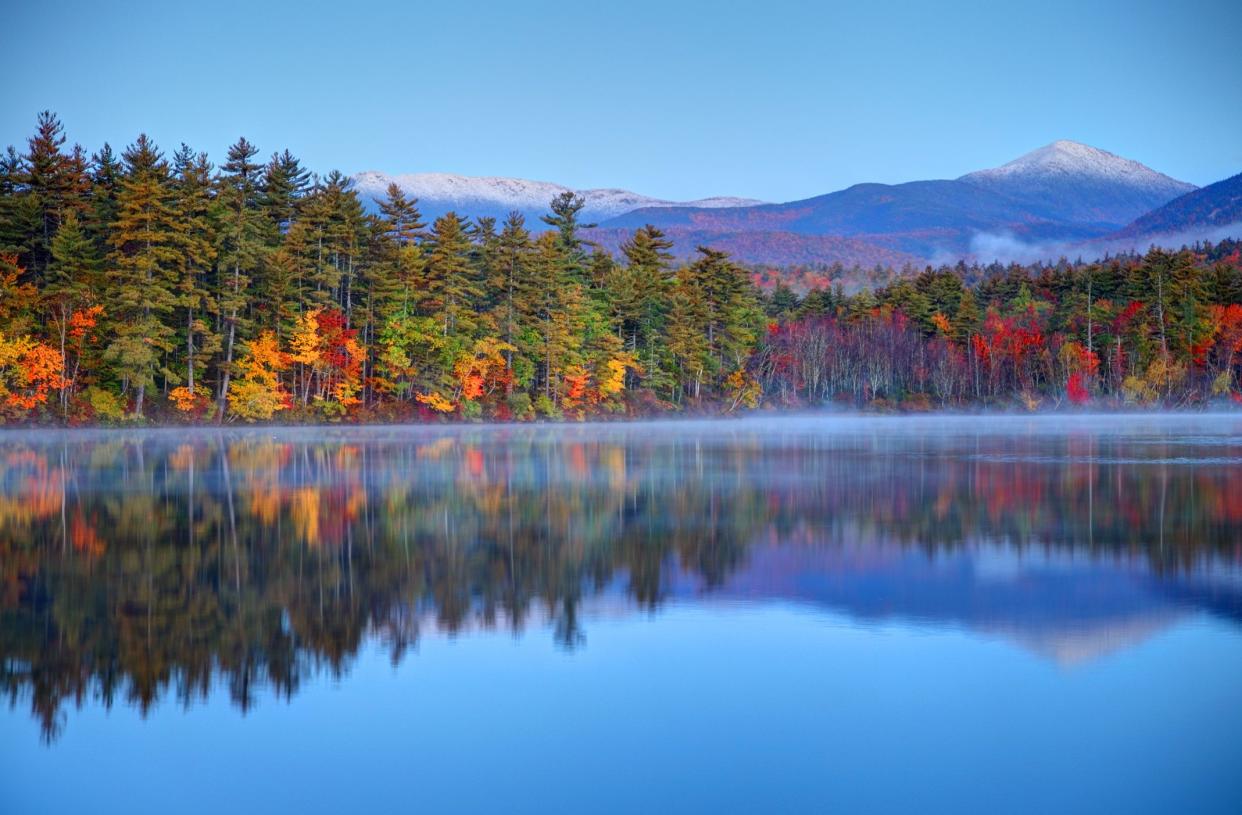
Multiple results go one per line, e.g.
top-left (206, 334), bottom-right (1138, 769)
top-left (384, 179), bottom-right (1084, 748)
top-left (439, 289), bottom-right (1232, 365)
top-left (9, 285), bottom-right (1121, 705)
top-left (1, 113), bottom-right (1241, 424)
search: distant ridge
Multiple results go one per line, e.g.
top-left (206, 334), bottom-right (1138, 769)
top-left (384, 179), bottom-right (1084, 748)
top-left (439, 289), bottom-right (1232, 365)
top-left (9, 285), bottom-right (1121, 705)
top-left (582, 227), bottom-right (923, 269)
top-left (351, 170), bottom-right (763, 225)
top-left (597, 141), bottom-right (1196, 262)
top-left (1114, 171), bottom-right (1242, 239)
top-left (355, 141), bottom-right (1203, 266)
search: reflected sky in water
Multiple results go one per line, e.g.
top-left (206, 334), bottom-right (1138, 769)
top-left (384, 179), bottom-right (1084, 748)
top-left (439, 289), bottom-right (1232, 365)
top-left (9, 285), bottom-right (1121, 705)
top-left (2, 414), bottom-right (1242, 814)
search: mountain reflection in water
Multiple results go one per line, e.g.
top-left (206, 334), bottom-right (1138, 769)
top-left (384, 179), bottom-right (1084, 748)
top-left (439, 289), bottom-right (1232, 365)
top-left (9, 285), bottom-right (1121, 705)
top-left (2, 415), bottom-right (1241, 742)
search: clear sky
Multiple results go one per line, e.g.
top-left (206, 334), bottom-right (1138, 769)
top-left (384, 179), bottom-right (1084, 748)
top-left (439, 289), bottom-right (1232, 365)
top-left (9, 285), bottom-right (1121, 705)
top-left (3, 0), bottom-right (1239, 202)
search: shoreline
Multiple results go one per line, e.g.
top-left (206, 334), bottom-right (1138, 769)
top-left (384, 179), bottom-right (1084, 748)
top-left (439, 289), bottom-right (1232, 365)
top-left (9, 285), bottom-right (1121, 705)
top-left (4, 408), bottom-right (1241, 437)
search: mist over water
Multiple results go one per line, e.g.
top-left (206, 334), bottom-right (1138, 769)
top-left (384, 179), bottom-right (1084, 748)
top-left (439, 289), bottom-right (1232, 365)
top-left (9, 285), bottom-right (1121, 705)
top-left (2, 414), bottom-right (1241, 814)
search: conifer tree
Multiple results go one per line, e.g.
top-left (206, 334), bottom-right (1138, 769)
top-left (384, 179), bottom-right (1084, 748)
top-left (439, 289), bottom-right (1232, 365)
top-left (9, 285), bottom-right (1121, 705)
top-left (104, 135), bottom-right (180, 417)
top-left (261, 149), bottom-right (311, 236)
top-left (87, 144), bottom-right (123, 254)
top-left (214, 137), bottom-right (267, 416)
top-left (424, 212), bottom-right (482, 340)
top-left (22, 112), bottom-right (80, 278)
top-left (541, 190), bottom-right (595, 274)
top-left (171, 144), bottom-right (219, 402)
top-left (46, 210), bottom-right (98, 411)
top-left (617, 225), bottom-right (674, 385)
top-left (494, 212), bottom-right (532, 370)
top-left (0, 147), bottom-right (27, 257)
top-left (320, 170), bottom-right (369, 321)
top-left (373, 182), bottom-right (426, 320)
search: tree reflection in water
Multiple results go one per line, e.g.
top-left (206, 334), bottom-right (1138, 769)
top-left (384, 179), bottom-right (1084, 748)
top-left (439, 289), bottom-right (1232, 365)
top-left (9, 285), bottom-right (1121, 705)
top-left (2, 419), bottom-right (1241, 740)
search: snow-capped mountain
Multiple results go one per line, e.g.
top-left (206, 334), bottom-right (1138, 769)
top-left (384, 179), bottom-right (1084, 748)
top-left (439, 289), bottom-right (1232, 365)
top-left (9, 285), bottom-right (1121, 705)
top-left (959, 140), bottom-right (1195, 226)
top-left (351, 170), bottom-right (764, 224)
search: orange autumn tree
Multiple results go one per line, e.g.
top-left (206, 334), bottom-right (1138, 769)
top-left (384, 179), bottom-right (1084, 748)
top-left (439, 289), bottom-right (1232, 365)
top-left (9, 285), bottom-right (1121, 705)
top-left (0, 334), bottom-right (65, 420)
top-left (227, 331), bottom-right (291, 421)
top-left (453, 337), bottom-right (515, 406)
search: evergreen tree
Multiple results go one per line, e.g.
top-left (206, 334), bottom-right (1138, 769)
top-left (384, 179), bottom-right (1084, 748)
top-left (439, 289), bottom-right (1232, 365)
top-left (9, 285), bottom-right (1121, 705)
top-left (45, 210), bottom-right (99, 411)
top-left (171, 144), bottom-right (219, 402)
top-left (616, 225), bottom-right (674, 371)
top-left (214, 137), bottom-right (267, 416)
top-left (22, 112), bottom-right (80, 278)
top-left (541, 190), bottom-right (595, 276)
top-left (87, 143), bottom-right (123, 254)
top-left (372, 183), bottom-right (426, 321)
top-left (424, 212), bottom-right (482, 341)
top-left (261, 149), bottom-right (311, 236)
top-left (494, 212), bottom-right (531, 343)
top-left (104, 135), bottom-right (181, 417)
top-left (0, 147), bottom-right (27, 256)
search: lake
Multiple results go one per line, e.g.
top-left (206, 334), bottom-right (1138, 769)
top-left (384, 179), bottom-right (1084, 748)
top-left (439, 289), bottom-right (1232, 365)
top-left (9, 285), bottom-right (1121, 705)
top-left (2, 414), bottom-right (1241, 814)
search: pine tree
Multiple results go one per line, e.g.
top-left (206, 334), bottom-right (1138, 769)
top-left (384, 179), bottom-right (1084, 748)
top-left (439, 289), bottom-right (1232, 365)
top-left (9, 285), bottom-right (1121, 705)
top-left (87, 144), bottom-right (123, 254)
top-left (687, 247), bottom-right (761, 386)
top-left (666, 265), bottom-right (710, 401)
top-left (323, 170), bottom-right (369, 321)
top-left (104, 135), bottom-right (180, 417)
top-left (171, 144), bottom-right (219, 402)
top-left (214, 137), bottom-right (267, 417)
top-left (0, 147), bottom-right (27, 257)
top-left (424, 212), bottom-right (482, 340)
top-left (617, 225), bottom-right (674, 386)
top-left (22, 112), bottom-right (80, 279)
top-left (372, 182), bottom-right (426, 320)
top-left (261, 149), bottom-right (311, 236)
top-left (521, 232), bottom-right (586, 403)
top-left (541, 190), bottom-right (595, 277)
top-left (45, 210), bottom-right (99, 412)
top-left (494, 211), bottom-right (532, 367)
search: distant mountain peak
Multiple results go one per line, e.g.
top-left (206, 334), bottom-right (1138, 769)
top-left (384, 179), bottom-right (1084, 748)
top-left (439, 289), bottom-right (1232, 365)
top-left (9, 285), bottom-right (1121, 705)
top-left (962, 140), bottom-right (1191, 187)
top-left (958, 141), bottom-right (1195, 227)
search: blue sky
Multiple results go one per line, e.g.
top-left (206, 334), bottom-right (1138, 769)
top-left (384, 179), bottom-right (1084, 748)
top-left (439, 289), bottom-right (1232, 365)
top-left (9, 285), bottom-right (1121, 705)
top-left (3, 0), bottom-right (1239, 202)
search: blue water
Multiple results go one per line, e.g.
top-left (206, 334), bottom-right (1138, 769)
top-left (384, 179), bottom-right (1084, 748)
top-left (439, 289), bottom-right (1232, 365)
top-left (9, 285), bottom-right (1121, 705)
top-left (2, 415), bottom-right (1241, 813)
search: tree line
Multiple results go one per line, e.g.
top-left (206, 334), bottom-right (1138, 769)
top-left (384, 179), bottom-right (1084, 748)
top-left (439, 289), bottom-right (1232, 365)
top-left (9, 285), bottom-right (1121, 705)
top-left (0, 112), bottom-right (1239, 423)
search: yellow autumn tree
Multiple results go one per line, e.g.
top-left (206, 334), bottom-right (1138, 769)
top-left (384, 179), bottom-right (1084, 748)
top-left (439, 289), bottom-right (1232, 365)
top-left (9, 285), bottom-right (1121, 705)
top-left (598, 351), bottom-right (641, 399)
top-left (288, 307), bottom-right (322, 405)
top-left (227, 331), bottom-right (291, 421)
top-left (453, 337), bottom-right (516, 404)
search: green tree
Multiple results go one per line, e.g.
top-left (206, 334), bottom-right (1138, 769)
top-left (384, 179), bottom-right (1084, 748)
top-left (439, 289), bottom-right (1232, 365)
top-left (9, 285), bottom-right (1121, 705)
top-left (45, 210), bottom-right (99, 412)
top-left (424, 212), bottom-right (482, 340)
top-left (104, 135), bottom-right (181, 417)
top-left (171, 144), bottom-right (219, 402)
top-left (214, 137), bottom-right (267, 416)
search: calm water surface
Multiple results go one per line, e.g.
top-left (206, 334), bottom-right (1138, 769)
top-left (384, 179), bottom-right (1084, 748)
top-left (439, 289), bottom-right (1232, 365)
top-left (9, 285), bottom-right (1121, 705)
top-left (2, 414), bottom-right (1241, 813)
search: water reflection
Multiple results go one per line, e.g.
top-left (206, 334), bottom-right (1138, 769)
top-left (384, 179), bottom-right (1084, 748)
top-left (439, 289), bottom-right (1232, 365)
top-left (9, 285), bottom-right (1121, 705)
top-left (2, 415), bottom-right (1241, 741)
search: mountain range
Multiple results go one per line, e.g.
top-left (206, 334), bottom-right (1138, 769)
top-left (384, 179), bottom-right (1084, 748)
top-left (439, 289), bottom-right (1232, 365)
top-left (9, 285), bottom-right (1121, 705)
top-left (351, 170), bottom-right (764, 226)
top-left (353, 142), bottom-right (1240, 266)
top-left (1115, 171), bottom-right (1242, 240)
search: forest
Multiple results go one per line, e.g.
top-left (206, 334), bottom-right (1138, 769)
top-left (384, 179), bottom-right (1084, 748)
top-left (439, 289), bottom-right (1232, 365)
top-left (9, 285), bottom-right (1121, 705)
top-left (1, 112), bottom-right (1241, 424)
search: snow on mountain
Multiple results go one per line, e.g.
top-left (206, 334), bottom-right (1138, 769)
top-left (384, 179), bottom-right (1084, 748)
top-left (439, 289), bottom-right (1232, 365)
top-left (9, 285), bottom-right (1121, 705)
top-left (351, 170), bottom-right (764, 224)
top-left (959, 140), bottom-right (1195, 226)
